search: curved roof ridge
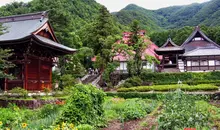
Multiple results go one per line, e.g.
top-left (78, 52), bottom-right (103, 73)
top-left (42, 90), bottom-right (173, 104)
top-left (0, 11), bottom-right (48, 23)
top-left (181, 26), bottom-right (220, 48)
top-left (161, 38), bottom-right (179, 48)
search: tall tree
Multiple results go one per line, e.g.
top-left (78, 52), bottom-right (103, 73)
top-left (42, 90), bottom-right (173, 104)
top-left (87, 6), bottom-right (121, 71)
top-left (130, 20), bottom-right (150, 75)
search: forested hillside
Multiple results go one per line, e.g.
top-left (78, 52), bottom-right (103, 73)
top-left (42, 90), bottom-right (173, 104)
top-left (114, 0), bottom-right (220, 31)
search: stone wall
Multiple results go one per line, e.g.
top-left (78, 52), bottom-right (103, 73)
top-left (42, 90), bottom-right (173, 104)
top-left (0, 98), bottom-right (62, 109)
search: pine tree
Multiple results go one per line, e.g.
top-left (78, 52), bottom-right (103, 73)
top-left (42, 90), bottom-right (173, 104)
top-left (0, 24), bottom-right (14, 79)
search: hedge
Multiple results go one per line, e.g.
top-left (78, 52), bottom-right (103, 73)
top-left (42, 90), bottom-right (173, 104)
top-left (106, 92), bottom-right (212, 100)
top-left (140, 71), bottom-right (220, 85)
top-left (118, 84), bottom-right (219, 92)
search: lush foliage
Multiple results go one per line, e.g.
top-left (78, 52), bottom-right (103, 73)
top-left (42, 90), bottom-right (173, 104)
top-left (0, 104), bottom-right (62, 129)
top-left (140, 71), bottom-right (220, 85)
top-left (104, 97), bottom-right (158, 121)
top-left (57, 84), bottom-right (106, 127)
top-left (158, 90), bottom-right (210, 129)
top-left (118, 84), bottom-right (219, 92)
top-left (120, 76), bottom-right (143, 88)
top-left (0, 48), bottom-right (14, 79)
top-left (196, 101), bottom-right (220, 129)
top-left (0, 24), bottom-right (14, 78)
top-left (8, 87), bottom-right (28, 97)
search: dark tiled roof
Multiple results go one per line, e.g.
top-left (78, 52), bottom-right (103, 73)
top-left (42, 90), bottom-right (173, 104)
top-left (0, 11), bottom-right (48, 41)
top-left (34, 35), bottom-right (77, 52)
top-left (161, 38), bottom-right (179, 47)
top-left (156, 47), bottom-right (184, 52)
top-left (183, 47), bottom-right (220, 56)
top-left (156, 38), bottom-right (184, 52)
top-left (0, 11), bottom-right (76, 53)
top-left (183, 40), bottom-right (217, 52)
top-left (0, 18), bottom-right (48, 41)
top-left (181, 26), bottom-right (220, 51)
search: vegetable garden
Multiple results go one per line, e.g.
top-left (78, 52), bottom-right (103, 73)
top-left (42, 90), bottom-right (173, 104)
top-left (0, 84), bottom-right (219, 130)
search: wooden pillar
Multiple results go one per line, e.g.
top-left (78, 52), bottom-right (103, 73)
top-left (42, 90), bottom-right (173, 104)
top-left (4, 78), bottom-right (7, 91)
top-left (208, 56), bottom-right (209, 70)
top-left (162, 55), bottom-right (165, 69)
top-left (214, 56), bottom-right (216, 70)
top-left (49, 62), bottom-right (52, 90)
top-left (176, 54), bottom-right (178, 69)
top-left (38, 58), bottom-right (41, 90)
top-left (23, 55), bottom-right (28, 90)
top-left (191, 58), bottom-right (192, 71)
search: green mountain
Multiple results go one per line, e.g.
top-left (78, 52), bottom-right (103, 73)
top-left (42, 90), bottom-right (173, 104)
top-left (113, 0), bottom-right (220, 31)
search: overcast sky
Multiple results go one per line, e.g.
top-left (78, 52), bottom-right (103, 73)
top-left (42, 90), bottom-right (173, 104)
top-left (0, 0), bottom-right (210, 12)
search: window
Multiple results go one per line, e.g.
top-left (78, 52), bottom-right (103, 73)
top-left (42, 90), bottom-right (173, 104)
top-left (200, 60), bottom-right (208, 66)
top-left (187, 61), bottom-right (191, 66)
top-left (209, 60), bottom-right (215, 66)
top-left (216, 60), bottom-right (220, 65)
top-left (192, 61), bottom-right (199, 66)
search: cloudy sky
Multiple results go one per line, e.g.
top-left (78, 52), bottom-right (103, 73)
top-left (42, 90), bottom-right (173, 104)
top-left (0, 0), bottom-right (210, 12)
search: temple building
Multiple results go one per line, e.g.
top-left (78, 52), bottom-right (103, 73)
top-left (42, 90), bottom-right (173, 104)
top-left (156, 26), bottom-right (220, 72)
top-left (0, 11), bottom-right (76, 91)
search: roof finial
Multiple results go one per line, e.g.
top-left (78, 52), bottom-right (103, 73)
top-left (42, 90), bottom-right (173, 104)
top-left (168, 34), bottom-right (171, 40)
top-left (196, 26), bottom-right (200, 31)
top-left (40, 11), bottom-right (49, 22)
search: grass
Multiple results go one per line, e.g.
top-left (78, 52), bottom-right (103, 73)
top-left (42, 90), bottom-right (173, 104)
top-left (118, 84), bottom-right (219, 92)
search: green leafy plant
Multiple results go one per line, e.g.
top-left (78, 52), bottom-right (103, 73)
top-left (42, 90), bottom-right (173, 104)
top-left (9, 87), bottom-right (28, 98)
top-left (57, 84), bottom-right (106, 127)
top-left (158, 89), bottom-right (210, 130)
top-left (104, 97), bottom-right (158, 122)
top-left (120, 76), bottom-right (143, 88)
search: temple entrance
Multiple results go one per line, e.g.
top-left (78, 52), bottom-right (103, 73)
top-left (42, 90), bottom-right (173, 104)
top-left (163, 54), bottom-right (178, 68)
top-left (155, 38), bottom-right (185, 72)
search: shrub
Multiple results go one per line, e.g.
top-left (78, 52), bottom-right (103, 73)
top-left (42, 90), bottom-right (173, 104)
top-left (158, 90), bottom-right (210, 129)
top-left (121, 82), bottom-right (133, 88)
top-left (9, 87), bottom-right (28, 98)
top-left (57, 84), bottom-right (106, 127)
top-left (60, 74), bottom-right (76, 88)
top-left (120, 76), bottom-right (143, 88)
